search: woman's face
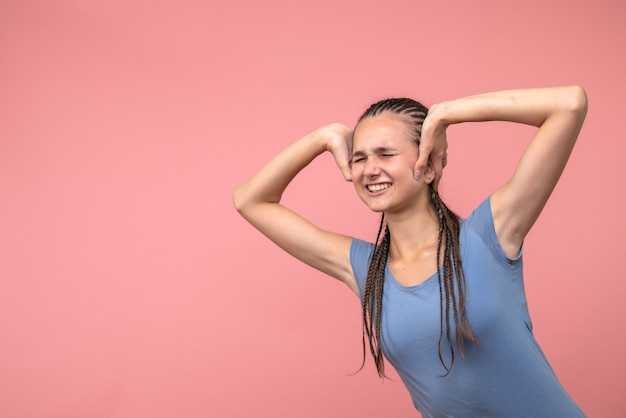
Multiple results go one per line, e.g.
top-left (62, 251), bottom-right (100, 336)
top-left (351, 112), bottom-right (425, 213)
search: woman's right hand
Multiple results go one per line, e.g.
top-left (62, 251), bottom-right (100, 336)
top-left (318, 123), bottom-right (353, 182)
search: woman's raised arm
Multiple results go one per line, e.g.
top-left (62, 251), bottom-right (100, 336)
top-left (417, 85), bottom-right (588, 258)
top-left (233, 123), bottom-right (359, 295)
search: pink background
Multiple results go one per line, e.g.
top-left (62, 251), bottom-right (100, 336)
top-left (1, 0), bottom-right (624, 417)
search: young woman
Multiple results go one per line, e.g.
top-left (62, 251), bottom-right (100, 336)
top-left (233, 86), bottom-right (588, 417)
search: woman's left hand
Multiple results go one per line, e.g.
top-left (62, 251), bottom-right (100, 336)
top-left (415, 103), bottom-right (449, 191)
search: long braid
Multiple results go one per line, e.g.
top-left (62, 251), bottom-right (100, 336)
top-left (430, 187), bottom-right (481, 374)
top-left (434, 189), bottom-right (453, 373)
top-left (360, 213), bottom-right (389, 377)
top-left (441, 194), bottom-right (478, 358)
top-left (373, 228), bottom-right (390, 373)
top-left (358, 98), bottom-right (480, 378)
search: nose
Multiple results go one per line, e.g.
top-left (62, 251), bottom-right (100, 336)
top-left (363, 157), bottom-right (381, 177)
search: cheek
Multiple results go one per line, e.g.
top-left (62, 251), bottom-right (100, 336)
top-left (350, 169), bottom-right (365, 192)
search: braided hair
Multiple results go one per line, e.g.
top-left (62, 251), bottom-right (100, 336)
top-left (357, 98), bottom-right (480, 377)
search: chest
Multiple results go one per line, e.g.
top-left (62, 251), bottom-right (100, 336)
top-left (379, 263), bottom-right (520, 366)
top-left (387, 245), bottom-right (440, 287)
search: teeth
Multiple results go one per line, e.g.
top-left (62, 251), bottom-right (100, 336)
top-left (367, 183), bottom-right (391, 192)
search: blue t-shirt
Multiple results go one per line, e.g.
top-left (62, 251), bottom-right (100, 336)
top-left (350, 197), bottom-right (585, 417)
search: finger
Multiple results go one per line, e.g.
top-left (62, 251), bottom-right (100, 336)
top-left (416, 141), bottom-right (433, 172)
top-left (414, 143), bottom-right (433, 180)
top-left (431, 157), bottom-right (443, 191)
top-left (341, 165), bottom-right (352, 182)
top-left (432, 152), bottom-right (449, 190)
top-left (333, 154), bottom-right (352, 182)
top-left (343, 140), bottom-right (354, 182)
top-left (337, 151), bottom-right (353, 182)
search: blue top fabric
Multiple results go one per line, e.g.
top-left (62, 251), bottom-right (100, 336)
top-left (350, 197), bottom-right (585, 417)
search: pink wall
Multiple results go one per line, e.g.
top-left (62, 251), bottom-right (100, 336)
top-left (1, 0), bottom-right (624, 416)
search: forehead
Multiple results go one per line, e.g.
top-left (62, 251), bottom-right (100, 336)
top-left (353, 113), bottom-right (415, 150)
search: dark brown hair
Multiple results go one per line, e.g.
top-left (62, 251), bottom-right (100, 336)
top-left (357, 98), bottom-right (480, 377)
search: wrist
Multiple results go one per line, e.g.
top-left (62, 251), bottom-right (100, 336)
top-left (299, 128), bottom-right (330, 155)
top-left (426, 102), bottom-right (454, 131)
top-left (427, 102), bottom-right (452, 128)
top-left (312, 123), bottom-right (350, 154)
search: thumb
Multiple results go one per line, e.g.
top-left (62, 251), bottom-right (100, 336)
top-left (414, 148), bottom-right (430, 180)
top-left (334, 152), bottom-right (353, 182)
top-left (341, 164), bottom-right (352, 182)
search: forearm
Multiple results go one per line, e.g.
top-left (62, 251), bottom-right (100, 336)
top-left (233, 130), bottom-right (328, 212)
top-left (430, 85), bottom-right (587, 128)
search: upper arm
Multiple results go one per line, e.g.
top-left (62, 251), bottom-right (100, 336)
top-left (491, 86), bottom-right (588, 258)
top-left (235, 199), bottom-right (359, 296)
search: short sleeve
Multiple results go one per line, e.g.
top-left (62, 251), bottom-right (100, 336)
top-left (350, 239), bottom-right (375, 299)
top-left (464, 196), bottom-right (522, 265)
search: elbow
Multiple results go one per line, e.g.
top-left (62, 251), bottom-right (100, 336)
top-left (233, 183), bottom-right (279, 216)
top-left (232, 186), bottom-right (247, 214)
top-left (565, 85), bottom-right (588, 118)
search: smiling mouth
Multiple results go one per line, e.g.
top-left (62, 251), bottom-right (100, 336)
top-left (367, 183), bottom-right (391, 192)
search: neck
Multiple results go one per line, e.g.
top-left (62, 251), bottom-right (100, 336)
top-left (385, 197), bottom-right (439, 261)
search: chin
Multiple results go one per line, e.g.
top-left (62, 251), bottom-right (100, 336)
top-left (363, 200), bottom-right (390, 213)
top-left (356, 192), bottom-right (393, 213)
top-left (368, 207), bottom-right (385, 213)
